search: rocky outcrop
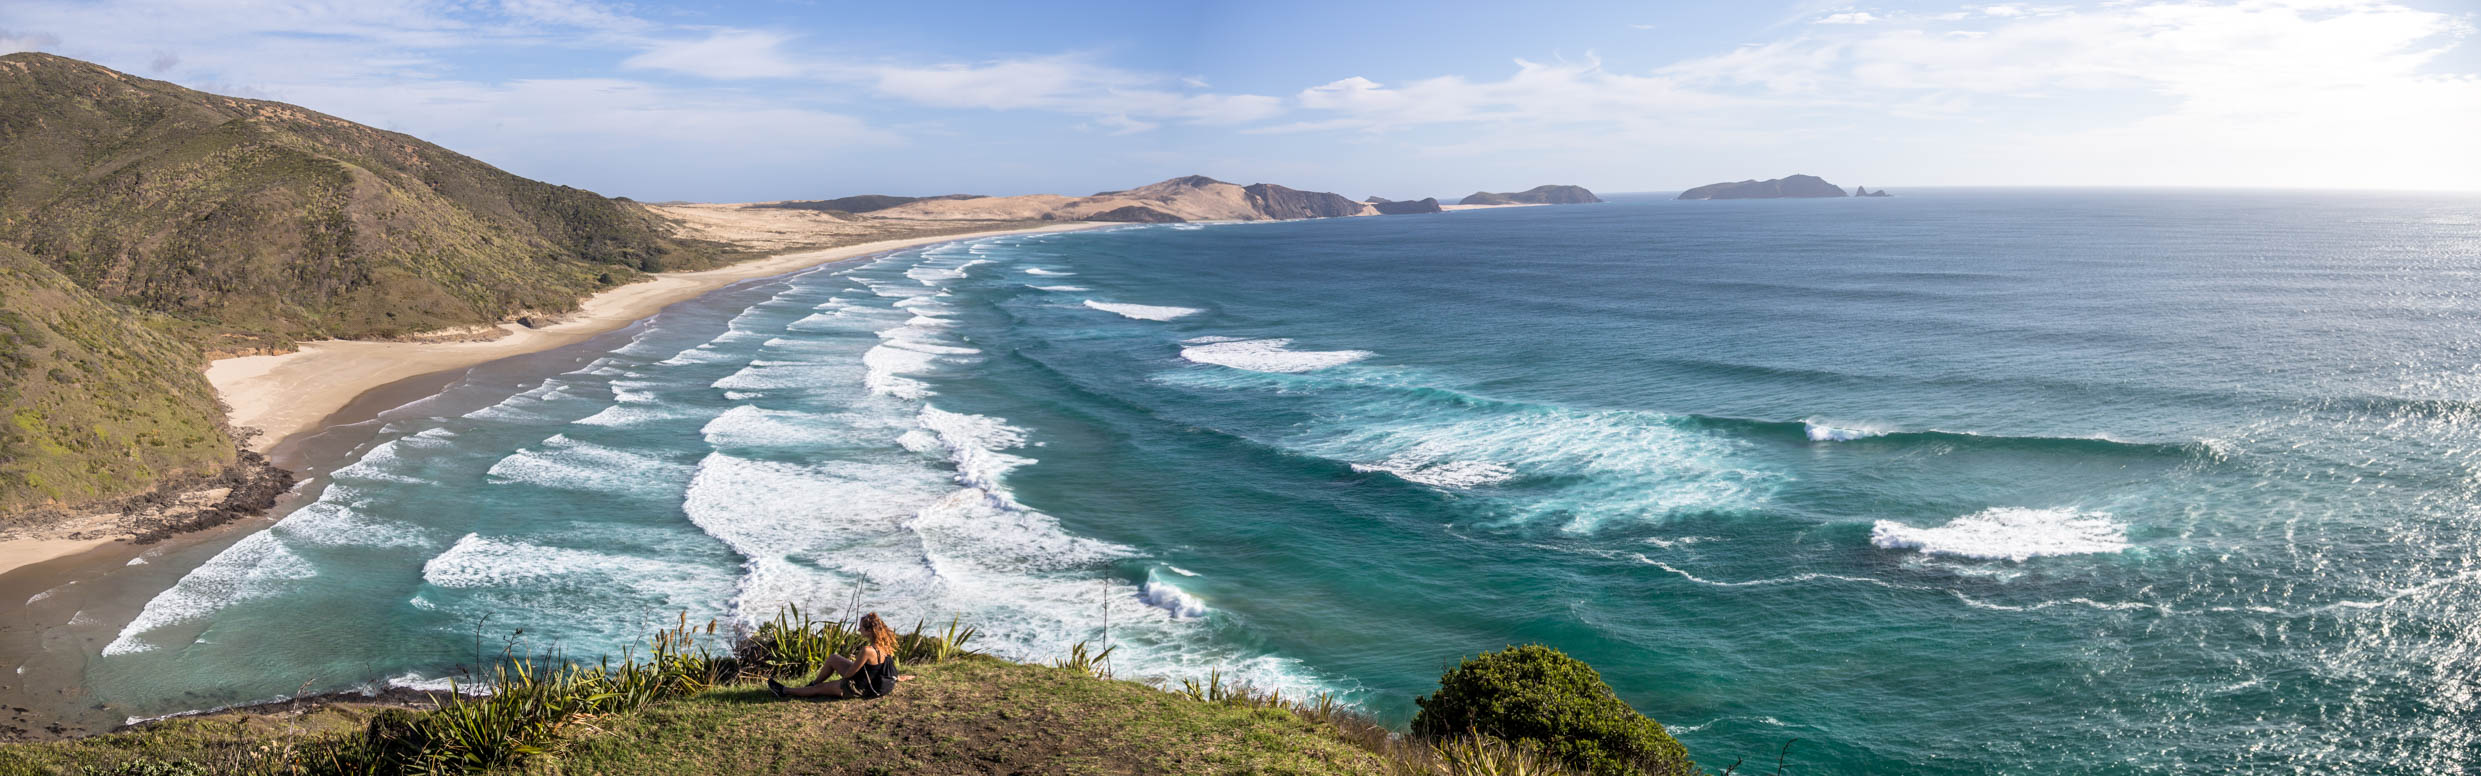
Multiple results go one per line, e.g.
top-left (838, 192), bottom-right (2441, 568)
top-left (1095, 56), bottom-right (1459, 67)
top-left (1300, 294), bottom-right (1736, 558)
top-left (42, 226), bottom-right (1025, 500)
top-left (1370, 197), bottom-right (1444, 215)
top-left (1677, 175), bottom-right (1848, 200)
top-left (1242, 183), bottom-right (1367, 219)
top-left (1081, 205), bottom-right (1186, 223)
top-left (1458, 185), bottom-right (1603, 205)
top-left (1855, 186), bottom-right (1893, 198)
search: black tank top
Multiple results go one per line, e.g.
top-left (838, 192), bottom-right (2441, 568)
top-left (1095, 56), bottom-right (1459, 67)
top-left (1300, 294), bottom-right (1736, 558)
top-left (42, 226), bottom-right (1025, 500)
top-left (850, 654), bottom-right (899, 698)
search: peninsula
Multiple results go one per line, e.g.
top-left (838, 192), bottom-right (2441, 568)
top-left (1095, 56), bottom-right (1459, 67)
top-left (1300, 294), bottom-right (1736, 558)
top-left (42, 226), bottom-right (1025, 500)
top-left (1459, 184), bottom-right (1603, 205)
top-left (1676, 174), bottom-right (1851, 199)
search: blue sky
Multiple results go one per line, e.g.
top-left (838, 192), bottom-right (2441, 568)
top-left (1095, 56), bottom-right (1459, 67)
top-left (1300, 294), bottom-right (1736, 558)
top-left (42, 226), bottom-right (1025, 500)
top-left (4, 0), bottom-right (2476, 201)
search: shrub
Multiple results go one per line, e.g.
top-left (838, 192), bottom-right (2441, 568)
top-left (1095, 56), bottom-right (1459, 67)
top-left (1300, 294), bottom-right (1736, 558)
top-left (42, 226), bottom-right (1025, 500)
top-left (1412, 645), bottom-right (1693, 776)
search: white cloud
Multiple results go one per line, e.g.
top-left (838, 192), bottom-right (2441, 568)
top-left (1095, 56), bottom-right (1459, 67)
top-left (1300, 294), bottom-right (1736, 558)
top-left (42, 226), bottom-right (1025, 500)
top-left (0, 27), bottom-right (59, 54)
top-left (623, 29), bottom-right (806, 79)
top-left (286, 78), bottom-right (893, 146)
top-left (1279, 57), bottom-right (1747, 133)
top-left (4, 0), bottom-right (2476, 190)
top-left (860, 54), bottom-right (1284, 126)
top-left (496, 0), bottom-right (649, 34)
top-left (1270, 1), bottom-right (2480, 186)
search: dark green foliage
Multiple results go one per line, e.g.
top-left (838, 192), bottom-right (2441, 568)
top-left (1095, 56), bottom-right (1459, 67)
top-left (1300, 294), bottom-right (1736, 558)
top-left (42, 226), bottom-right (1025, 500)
top-left (0, 52), bottom-right (727, 344)
top-left (0, 244), bottom-right (232, 512)
top-left (735, 603), bottom-right (982, 681)
top-left (1413, 645), bottom-right (1694, 776)
top-left (97, 760), bottom-right (212, 776)
top-left (0, 612), bottom-right (1695, 776)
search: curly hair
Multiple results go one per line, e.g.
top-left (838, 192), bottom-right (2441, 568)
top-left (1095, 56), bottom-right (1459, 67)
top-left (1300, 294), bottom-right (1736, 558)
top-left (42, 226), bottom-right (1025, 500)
top-left (858, 612), bottom-right (899, 659)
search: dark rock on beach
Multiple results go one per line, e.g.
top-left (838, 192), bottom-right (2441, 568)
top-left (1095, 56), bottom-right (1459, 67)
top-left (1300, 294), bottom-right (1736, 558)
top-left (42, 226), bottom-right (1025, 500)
top-left (123, 447), bottom-right (298, 544)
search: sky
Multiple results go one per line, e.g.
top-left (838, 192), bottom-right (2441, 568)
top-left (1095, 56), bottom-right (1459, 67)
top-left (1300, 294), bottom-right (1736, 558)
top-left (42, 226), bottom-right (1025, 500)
top-left (2, 0), bottom-right (2477, 201)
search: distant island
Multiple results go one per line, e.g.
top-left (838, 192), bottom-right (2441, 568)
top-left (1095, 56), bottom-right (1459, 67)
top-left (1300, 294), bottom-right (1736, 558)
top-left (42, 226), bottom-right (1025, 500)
top-left (1364, 196), bottom-right (1445, 215)
top-left (1677, 174), bottom-right (1874, 200)
top-left (1459, 185), bottom-right (1602, 205)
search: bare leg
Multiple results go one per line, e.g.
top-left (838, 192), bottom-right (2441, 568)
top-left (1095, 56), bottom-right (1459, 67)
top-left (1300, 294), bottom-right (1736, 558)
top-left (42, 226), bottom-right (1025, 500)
top-left (807, 655), bottom-right (859, 687)
top-left (783, 679), bottom-right (846, 699)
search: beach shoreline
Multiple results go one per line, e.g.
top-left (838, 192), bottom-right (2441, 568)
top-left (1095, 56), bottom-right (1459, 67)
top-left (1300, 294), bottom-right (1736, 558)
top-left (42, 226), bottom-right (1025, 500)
top-left (0, 222), bottom-right (1104, 584)
top-left (209, 221), bottom-right (1109, 456)
top-left (0, 219), bottom-right (1114, 740)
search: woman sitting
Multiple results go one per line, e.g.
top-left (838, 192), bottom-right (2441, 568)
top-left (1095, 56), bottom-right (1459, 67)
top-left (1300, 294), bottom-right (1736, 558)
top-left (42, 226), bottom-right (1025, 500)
top-left (767, 612), bottom-right (912, 699)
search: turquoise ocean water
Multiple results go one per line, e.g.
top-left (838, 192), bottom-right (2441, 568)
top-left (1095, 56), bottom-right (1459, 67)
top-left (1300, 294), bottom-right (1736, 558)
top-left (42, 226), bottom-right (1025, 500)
top-left (83, 190), bottom-right (2481, 772)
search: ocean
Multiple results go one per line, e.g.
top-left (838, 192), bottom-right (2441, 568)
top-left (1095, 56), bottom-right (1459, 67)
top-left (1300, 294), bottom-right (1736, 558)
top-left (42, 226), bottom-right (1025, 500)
top-left (76, 189), bottom-right (2481, 773)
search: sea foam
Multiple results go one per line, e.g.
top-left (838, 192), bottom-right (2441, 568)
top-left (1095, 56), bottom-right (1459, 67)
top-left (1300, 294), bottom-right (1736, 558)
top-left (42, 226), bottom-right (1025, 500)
top-left (105, 531), bottom-right (319, 656)
top-left (1804, 420), bottom-right (1888, 442)
top-left (1871, 507), bottom-right (2130, 561)
top-left (1141, 579), bottom-right (1208, 619)
top-left (1084, 300), bottom-right (1201, 321)
top-left (1181, 338), bottom-right (1372, 373)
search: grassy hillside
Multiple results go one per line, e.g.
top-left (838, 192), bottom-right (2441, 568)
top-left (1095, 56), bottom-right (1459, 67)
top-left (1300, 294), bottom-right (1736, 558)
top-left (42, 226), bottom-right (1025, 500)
top-left (0, 243), bottom-right (230, 512)
top-left (0, 659), bottom-right (1387, 776)
top-left (0, 611), bottom-right (1700, 775)
top-left (0, 52), bottom-right (730, 348)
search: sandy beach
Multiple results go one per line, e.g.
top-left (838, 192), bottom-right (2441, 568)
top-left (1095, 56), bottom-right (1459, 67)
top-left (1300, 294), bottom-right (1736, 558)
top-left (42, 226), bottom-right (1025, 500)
top-left (209, 222), bottom-right (1105, 454)
top-left (0, 221), bottom-right (1102, 582)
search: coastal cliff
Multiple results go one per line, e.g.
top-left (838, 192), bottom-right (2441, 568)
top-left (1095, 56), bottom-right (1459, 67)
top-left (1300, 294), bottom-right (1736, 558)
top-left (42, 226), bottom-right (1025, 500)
top-left (1244, 182), bottom-right (1368, 219)
top-left (1676, 175), bottom-right (1848, 199)
top-left (1366, 196), bottom-right (1446, 215)
top-left (1459, 185), bottom-right (1603, 205)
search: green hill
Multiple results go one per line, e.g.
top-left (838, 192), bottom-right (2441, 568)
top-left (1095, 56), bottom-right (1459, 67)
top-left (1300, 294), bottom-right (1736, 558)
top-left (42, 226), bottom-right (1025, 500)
top-left (0, 52), bottom-right (729, 348)
top-left (0, 52), bottom-right (750, 511)
top-left (0, 243), bottom-right (231, 512)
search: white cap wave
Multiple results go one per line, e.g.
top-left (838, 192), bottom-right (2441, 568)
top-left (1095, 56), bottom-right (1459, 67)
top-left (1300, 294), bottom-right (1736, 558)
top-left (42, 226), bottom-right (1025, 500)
top-left (1083, 300), bottom-right (1202, 321)
top-left (1871, 507), bottom-right (2130, 562)
top-left (1180, 338), bottom-right (1372, 374)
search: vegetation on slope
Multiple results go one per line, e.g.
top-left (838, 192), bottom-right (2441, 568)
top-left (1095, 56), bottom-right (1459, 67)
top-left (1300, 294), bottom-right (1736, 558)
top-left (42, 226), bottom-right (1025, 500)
top-left (0, 52), bottom-right (762, 511)
top-left (1415, 646), bottom-right (1694, 776)
top-left (0, 243), bottom-right (231, 512)
top-left (0, 609), bottom-right (1711, 776)
top-left (0, 52), bottom-right (733, 348)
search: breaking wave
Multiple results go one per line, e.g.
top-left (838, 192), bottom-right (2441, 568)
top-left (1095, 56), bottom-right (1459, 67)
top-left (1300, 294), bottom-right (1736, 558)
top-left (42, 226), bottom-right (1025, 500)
top-left (1084, 300), bottom-right (1202, 321)
top-left (1871, 507), bottom-right (2131, 561)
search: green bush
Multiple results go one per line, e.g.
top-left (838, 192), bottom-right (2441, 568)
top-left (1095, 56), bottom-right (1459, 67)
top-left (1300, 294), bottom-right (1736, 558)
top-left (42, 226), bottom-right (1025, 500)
top-left (1412, 645), bottom-right (1693, 776)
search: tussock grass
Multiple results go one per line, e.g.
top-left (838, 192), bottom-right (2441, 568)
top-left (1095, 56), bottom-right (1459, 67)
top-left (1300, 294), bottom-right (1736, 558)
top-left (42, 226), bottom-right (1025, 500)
top-left (0, 610), bottom-right (1723, 776)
